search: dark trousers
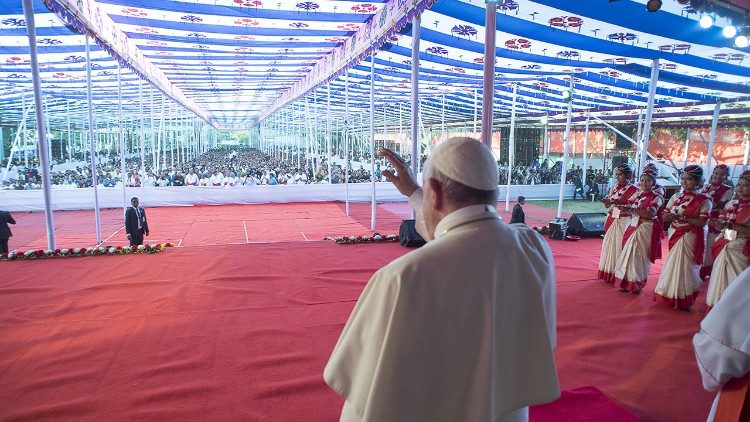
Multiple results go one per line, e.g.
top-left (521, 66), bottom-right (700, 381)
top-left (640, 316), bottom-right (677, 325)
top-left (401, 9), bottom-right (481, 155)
top-left (129, 231), bottom-right (144, 246)
top-left (0, 238), bottom-right (8, 254)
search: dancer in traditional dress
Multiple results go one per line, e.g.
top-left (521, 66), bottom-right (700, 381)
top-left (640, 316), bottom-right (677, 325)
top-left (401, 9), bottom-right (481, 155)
top-left (598, 164), bottom-right (638, 282)
top-left (644, 162), bottom-right (665, 196)
top-left (700, 164), bottom-right (734, 279)
top-left (654, 165), bottom-right (712, 310)
top-left (613, 166), bottom-right (663, 294)
top-left (706, 170), bottom-right (750, 308)
top-left (644, 162), bottom-right (666, 261)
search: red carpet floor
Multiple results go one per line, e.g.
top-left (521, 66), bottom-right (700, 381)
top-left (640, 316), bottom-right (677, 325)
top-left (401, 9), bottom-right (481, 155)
top-left (0, 203), bottom-right (714, 421)
top-left (7, 201), bottom-right (564, 251)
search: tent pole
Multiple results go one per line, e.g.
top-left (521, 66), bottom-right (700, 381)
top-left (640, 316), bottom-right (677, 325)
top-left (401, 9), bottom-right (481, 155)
top-left (327, 83), bottom-right (332, 183)
top-left (345, 72), bottom-right (351, 215)
top-left (85, 35), bottom-right (102, 245)
top-left (410, 16), bottom-right (421, 219)
top-left (23, 0), bottom-right (56, 250)
top-left (139, 81), bottom-right (145, 178)
top-left (556, 77), bottom-right (574, 219)
top-left (505, 83), bottom-right (517, 212)
top-left (370, 53), bottom-right (377, 230)
top-left (118, 63), bottom-right (127, 212)
top-left (481, 3), bottom-right (497, 148)
top-left (473, 88), bottom-right (479, 135)
top-left (583, 114), bottom-right (590, 186)
top-left (683, 127), bottom-right (691, 170)
top-left (743, 130), bottom-right (750, 172)
top-left (638, 58), bottom-right (659, 177)
top-left (706, 102), bottom-right (721, 175)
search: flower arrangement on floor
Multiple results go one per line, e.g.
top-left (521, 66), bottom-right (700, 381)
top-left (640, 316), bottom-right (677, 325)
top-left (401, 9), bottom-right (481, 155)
top-left (324, 233), bottom-right (399, 244)
top-left (1, 243), bottom-right (175, 261)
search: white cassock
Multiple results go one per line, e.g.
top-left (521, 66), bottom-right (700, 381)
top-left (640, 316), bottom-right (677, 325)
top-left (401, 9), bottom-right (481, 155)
top-left (693, 266), bottom-right (750, 421)
top-left (324, 188), bottom-right (560, 422)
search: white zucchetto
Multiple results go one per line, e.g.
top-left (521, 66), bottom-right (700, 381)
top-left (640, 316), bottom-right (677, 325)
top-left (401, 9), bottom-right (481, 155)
top-left (426, 137), bottom-right (498, 190)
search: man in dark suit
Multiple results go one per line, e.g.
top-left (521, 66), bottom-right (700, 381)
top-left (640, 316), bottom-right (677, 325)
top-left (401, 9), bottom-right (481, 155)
top-left (125, 197), bottom-right (149, 246)
top-left (510, 196), bottom-right (526, 225)
top-left (0, 210), bottom-right (16, 254)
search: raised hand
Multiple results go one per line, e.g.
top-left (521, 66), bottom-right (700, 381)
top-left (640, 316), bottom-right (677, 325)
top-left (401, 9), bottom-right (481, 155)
top-left (380, 148), bottom-right (419, 197)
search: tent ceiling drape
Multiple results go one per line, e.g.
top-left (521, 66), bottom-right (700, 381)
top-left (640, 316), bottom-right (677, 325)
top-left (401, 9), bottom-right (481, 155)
top-left (0, 0), bottom-right (748, 129)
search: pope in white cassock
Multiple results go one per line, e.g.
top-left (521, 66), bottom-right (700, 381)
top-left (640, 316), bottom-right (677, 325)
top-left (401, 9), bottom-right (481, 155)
top-left (693, 266), bottom-right (750, 421)
top-left (324, 138), bottom-right (560, 422)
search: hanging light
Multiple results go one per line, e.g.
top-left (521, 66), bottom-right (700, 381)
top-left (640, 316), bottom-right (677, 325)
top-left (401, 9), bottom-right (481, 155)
top-left (646, 0), bottom-right (662, 12)
top-left (561, 89), bottom-right (574, 103)
top-left (540, 116), bottom-right (549, 125)
top-left (723, 25), bottom-right (737, 38)
top-left (699, 15), bottom-right (714, 29)
top-left (736, 35), bottom-right (749, 48)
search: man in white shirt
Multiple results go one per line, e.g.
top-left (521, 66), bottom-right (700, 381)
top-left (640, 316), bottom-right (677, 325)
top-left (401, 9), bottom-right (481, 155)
top-left (210, 170), bottom-right (224, 186)
top-left (694, 267), bottom-right (750, 421)
top-left (186, 169), bottom-right (199, 186)
top-left (324, 138), bottom-right (559, 422)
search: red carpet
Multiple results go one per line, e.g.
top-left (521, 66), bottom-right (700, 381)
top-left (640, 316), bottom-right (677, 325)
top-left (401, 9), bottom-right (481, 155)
top-left (0, 205), bottom-right (714, 421)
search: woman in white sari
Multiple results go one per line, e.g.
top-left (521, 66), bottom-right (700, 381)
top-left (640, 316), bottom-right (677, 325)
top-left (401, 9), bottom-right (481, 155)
top-left (706, 170), bottom-right (750, 308)
top-left (654, 165), bottom-right (712, 311)
top-left (614, 167), bottom-right (663, 294)
top-left (598, 164), bottom-right (638, 282)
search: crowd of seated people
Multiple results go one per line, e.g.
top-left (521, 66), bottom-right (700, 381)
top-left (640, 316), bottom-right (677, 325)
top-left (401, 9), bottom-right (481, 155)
top-left (0, 147), bottom-right (399, 190)
top-left (1, 147), bottom-right (612, 194)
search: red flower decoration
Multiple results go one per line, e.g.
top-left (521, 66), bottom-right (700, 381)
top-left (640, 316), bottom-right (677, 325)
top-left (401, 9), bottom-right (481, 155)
top-left (135, 27), bottom-right (158, 34)
top-left (549, 16), bottom-right (583, 29)
top-left (337, 23), bottom-right (360, 31)
top-left (234, 0), bottom-right (262, 6)
top-left (351, 3), bottom-right (377, 13)
top-left (505, 38), bottom-right (531, 50)
top-left (234, 18), bottom-right (260, 26)
top-left (121, 8), bottom-right (147, 17)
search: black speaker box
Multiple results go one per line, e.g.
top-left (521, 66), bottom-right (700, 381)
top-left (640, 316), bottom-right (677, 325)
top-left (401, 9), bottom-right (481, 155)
top-left (567, 212), bottom-right (607, 237)
top-left (549, 220), bottom-right (568, 240)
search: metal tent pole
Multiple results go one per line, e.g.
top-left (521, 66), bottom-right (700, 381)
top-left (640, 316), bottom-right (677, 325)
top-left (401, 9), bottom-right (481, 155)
top-left (480, 2), bottom-right (497, 147)
top-left (410, 16), bottom-right (421, 214)
top-left (683, 127), bottom-right (691, 169)
top-left (706, 102), bottom-right (721, 175)
top-left (23, 0), bottom-right (56, 249)
top-left (327, 83), bottom-right (332, 183)
top-left (345, 73), bottom-right (351, 215)
top-left (638, 59), bottom-right (659, 177)
top-left (139, 81), bottom-right (145, 178)
top-left (118, 63), bottom-right (127, 212)
top-left (505, 83), bottom-right (517, 212)
top-left (85, 35), bottom-right (102, 244)
top-left (583, 114), bottom-right (590, 187)
top-left (370, 53), bottom-right (377, 230)
top-left (556, 77), bottom-right (574, 219)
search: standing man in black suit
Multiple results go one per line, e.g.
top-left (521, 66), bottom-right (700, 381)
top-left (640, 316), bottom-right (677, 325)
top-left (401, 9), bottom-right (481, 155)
top-left (510, 196), bottom-right (526, 225)
top-left (125, 197), bottom-right (149, 246)
top-left (0, 210), bottom-right (16, 254)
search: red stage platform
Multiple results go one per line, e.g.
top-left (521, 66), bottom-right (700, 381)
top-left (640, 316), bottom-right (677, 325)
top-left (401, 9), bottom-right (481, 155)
top-left (0, 202), bottom-right (713, 421)
top-left (6, 201), bottom-right (566, 250)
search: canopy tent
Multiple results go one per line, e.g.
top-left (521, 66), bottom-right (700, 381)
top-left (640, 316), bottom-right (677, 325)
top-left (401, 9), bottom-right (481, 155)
top-left (1, 0), bottom-right (749, 250)
top-left (0, 0), bottom-right (748, 130)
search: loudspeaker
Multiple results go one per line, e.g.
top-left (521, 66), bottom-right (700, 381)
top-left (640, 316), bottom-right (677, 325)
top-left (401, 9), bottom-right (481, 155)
top-left (567, 212), bottom-right (607, 237)
top-left (549, 220), bottom-right (568, 240)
